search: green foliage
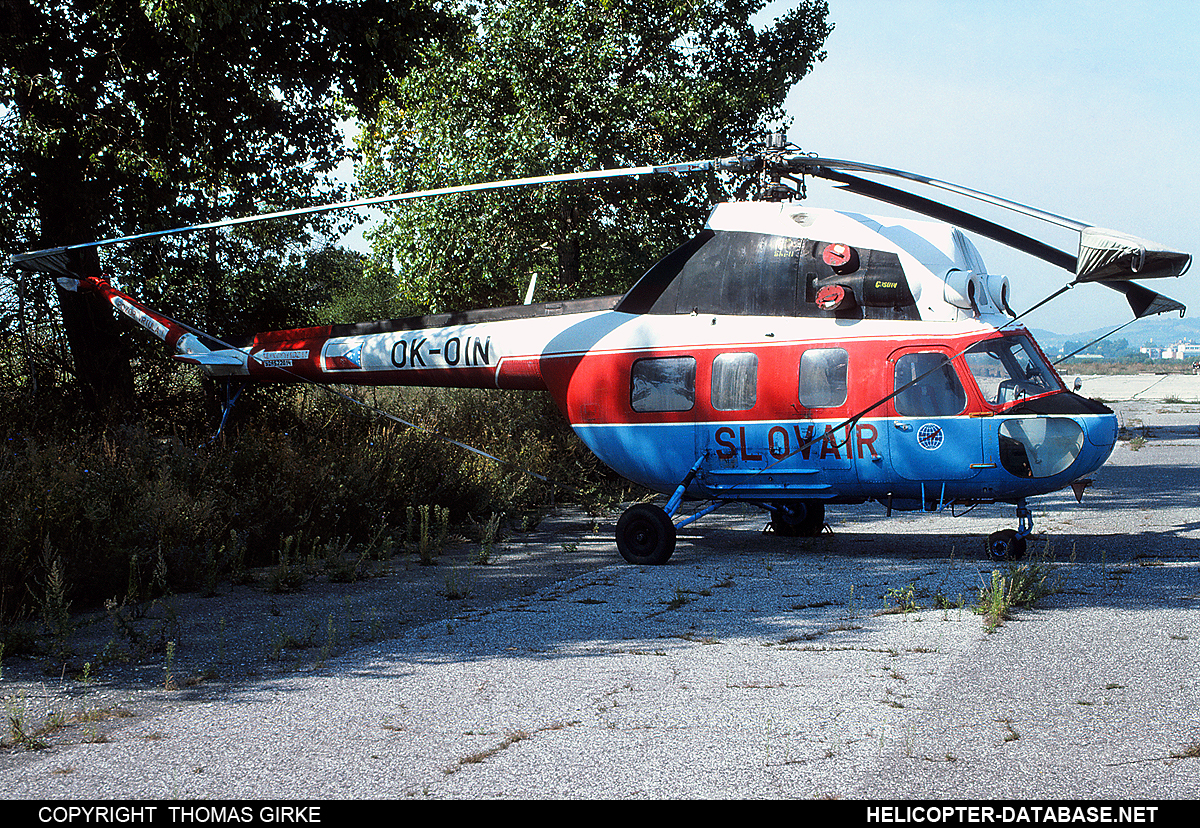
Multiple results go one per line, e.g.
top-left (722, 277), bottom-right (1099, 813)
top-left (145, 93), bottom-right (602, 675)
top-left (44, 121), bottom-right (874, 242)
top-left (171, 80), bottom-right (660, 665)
top-left (976, 547), bottom-right (1061, 632)
top-left (1, 0), bottom-right (464, 412)
top-left (358, 0), bottom-right (832, 311)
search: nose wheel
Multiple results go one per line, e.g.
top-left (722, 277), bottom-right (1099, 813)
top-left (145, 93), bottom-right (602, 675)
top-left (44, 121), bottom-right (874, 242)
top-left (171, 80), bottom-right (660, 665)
top-left (987, 529), bottom-right (1026, 561)
top-left (768, 500), bottom-right (826, 537)
top-left (988, 501), bottom-right (1032, 561)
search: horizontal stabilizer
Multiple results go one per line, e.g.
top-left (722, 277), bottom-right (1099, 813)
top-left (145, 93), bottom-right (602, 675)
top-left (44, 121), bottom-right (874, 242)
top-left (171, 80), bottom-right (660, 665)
top-left (11, 248), bottom-right (74, 275)
top-left (174, 350), bottom-right (248, 366)
top-left (1077, 228), bottom-right (1192, 282)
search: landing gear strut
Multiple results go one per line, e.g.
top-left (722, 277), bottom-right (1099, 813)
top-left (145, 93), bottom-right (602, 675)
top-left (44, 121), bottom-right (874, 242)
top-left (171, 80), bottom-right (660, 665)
top-left (988, 501), bottom-right (1032, 561)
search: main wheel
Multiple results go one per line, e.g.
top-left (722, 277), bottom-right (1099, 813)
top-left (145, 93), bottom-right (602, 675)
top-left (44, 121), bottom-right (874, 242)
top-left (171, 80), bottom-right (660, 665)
top-left (616, 503), bottom-right (676, 565)
top-left (987, 529), bottom-right (1027, 561)
top-left (769, 501), bottom-right (826, 538)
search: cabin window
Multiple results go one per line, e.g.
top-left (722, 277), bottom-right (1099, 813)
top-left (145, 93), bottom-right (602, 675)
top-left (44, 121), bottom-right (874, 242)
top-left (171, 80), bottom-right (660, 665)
top-left (631, 356), bottom-right (696, 412)
top-left (964, 336), bottom-right (1060, 406)
top-left (893, 352), bottom-right (967, 416)
top-left (798, 348), bottom-right (848, 408)
top-left (711, 353), bottom-right (758, 411)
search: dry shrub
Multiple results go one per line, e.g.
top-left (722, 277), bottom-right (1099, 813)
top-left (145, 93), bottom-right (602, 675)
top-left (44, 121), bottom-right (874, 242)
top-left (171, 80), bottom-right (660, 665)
top-left (0, 384), bottom-right (628, 629)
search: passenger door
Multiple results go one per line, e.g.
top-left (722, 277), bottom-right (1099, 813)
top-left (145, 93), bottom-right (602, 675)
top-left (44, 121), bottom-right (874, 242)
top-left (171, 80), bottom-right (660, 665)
top-left (886, 348), bottom-right (983, 481)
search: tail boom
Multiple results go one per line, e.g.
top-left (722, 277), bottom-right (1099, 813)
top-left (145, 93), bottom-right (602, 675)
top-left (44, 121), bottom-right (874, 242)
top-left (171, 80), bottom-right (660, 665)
top-left (74, 275), bottom-right (632, 392)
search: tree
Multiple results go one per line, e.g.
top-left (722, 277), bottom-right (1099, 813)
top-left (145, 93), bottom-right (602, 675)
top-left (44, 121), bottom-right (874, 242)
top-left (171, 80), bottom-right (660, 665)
top-left (358, 0), bottom-right (832, 313)
top-left (0, 0), bottom-right (463, 415)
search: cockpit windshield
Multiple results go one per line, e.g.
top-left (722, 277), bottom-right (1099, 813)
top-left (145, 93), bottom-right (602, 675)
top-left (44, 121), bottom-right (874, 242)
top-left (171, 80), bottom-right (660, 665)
top-left (964, 335), bottom-right (1062, 407)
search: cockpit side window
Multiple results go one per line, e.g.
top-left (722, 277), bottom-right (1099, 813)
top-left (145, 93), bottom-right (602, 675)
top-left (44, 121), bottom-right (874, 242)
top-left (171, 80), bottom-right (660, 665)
top-left (964, 336), bottom-right (1061, 407)
top-left (893, 352), bottom-right (967, 417)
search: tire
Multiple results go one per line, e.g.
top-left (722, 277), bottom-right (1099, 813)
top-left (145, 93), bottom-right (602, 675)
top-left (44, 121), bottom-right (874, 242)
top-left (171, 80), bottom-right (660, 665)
top-left (616, 503), bottom-right (676, 565)
top-left (769, 501), bottom-right (826, 538)
top-left (987, 529), bottom-right (1027, 561)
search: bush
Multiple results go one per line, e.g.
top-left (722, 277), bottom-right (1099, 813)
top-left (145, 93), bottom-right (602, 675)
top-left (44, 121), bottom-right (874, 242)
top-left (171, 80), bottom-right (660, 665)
top-left (0, 384), bottom-right (630, 626)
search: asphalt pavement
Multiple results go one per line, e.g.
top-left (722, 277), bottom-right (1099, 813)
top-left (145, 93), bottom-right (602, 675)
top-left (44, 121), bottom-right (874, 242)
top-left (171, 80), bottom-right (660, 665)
top-left (2, 376), bottom-right (1197, 799)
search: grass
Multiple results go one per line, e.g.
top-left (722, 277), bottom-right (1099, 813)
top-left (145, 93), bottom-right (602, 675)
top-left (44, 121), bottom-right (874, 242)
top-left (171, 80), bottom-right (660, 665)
top-left (666, 587), bottom-right (692, 610)
top-left (1172, 742), bottom-right (1200, 760)
top-left (449, 730), bottom-right (530, 772)
top-left (976, 541), bottom-right (1064, 632)
top-left (0, 385), bottom-right (631, 632)
top-left (3, 690), bottom-right (135, 752)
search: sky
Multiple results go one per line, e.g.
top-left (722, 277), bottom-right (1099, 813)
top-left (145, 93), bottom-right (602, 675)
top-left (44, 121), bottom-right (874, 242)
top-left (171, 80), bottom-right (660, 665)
top-left (340, 1), bottom-right (1198, 337)
top-left (777, 0), bottom-right (1200, 334)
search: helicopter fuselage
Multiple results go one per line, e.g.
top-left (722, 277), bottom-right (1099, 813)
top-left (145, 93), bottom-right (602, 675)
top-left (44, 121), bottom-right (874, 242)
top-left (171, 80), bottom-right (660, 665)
top-left (187, 305), bottom-right (1114, 514)
top-left (21, 147), bottom-right (1186, 564)
top-left (78, 201), bottom-right (1133, 563)
top-left (154, 202), bottom-right (1118, 516)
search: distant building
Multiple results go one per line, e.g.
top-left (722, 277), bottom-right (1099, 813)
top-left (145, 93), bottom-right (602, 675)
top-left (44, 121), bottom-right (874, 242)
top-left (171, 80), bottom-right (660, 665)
top-left (1154, 341), bottom-right (1200, 360)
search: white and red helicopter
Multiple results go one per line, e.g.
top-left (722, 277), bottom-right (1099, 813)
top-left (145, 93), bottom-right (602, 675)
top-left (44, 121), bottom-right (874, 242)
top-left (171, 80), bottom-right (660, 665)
top-left (11, 136), bottom-right (1191, 565)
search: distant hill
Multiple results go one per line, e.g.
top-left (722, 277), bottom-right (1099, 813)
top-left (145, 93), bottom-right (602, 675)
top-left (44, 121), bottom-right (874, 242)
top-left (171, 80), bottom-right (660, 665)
top-left (1031, 314), bottom-right (1200, 351)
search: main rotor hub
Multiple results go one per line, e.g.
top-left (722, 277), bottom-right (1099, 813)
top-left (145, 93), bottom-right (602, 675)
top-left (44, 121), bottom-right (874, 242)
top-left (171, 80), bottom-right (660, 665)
top-left (725, 132), bottom-right (808, 202)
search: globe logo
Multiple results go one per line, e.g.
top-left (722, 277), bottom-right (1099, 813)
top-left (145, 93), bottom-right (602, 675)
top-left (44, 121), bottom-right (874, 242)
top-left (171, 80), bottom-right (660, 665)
top-left (917, 423), bottom-right (944, 451)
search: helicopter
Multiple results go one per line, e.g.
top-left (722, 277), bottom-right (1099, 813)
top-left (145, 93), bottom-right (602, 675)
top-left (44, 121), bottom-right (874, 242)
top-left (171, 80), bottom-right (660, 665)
top-left (11, 135), bottom-right (1192, 566)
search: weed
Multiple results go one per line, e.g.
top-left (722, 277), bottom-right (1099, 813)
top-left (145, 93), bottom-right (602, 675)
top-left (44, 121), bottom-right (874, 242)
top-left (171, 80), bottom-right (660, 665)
top-left (444, 568), bottom-right (474, 600)
top-left (268, 537), bottom-right (307, 593)
top-left (976, 549), bottom-right (1061, 632)
top-left (327, 549), bottom-right (372, 583)
top-left (434, 505), bottom-right (450, 555)
top-left (404, 506), bottom-right (416, 553)
top-left (418, 505), bottom-right (433, 565)
top-left (477, 513), bottom-right (502, 565)
top-left (1128, 435), bottom-right (1147, 451)
top-left (998, 717), bottom-right (1020, 743)
top-left (267, 621), bottom-right (312, 661)
top-left (318, 614), bottom-right (337, 664)
top-left (882, 582), bottom-right (921, 618)
top-left (103, 595), bottom-right (177, 661)
top-left (666, 587), bottom-right (692, 610)
top-left (164, 640), bottom-right (177, 690)
top-left (933, 591), bottom-right (966, 621)
top-left (39, 540), bottom-right (72, 657)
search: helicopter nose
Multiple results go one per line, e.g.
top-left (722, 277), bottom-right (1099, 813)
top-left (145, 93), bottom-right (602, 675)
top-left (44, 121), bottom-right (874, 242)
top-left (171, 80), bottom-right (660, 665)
top-left (1084, 411), bottom-right (1119, 449)
top-left (1076, 412), bottom-right (1120, 476)
top-left (997, 412), bottom-right (1118, 482)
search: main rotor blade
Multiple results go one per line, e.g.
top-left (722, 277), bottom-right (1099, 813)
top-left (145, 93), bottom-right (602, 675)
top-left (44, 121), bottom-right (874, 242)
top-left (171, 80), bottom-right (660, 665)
top-left (11, 160), bottom-right (719, 273)
top-left (792, 156), bottom-right (1090, 232)
top-left (820, 169), bottom-right (1078, 272)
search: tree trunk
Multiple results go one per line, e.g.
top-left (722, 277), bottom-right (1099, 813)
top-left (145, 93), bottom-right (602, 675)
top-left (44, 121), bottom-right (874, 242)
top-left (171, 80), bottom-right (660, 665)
top-left (55, 248), bottom-right (135, 420)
